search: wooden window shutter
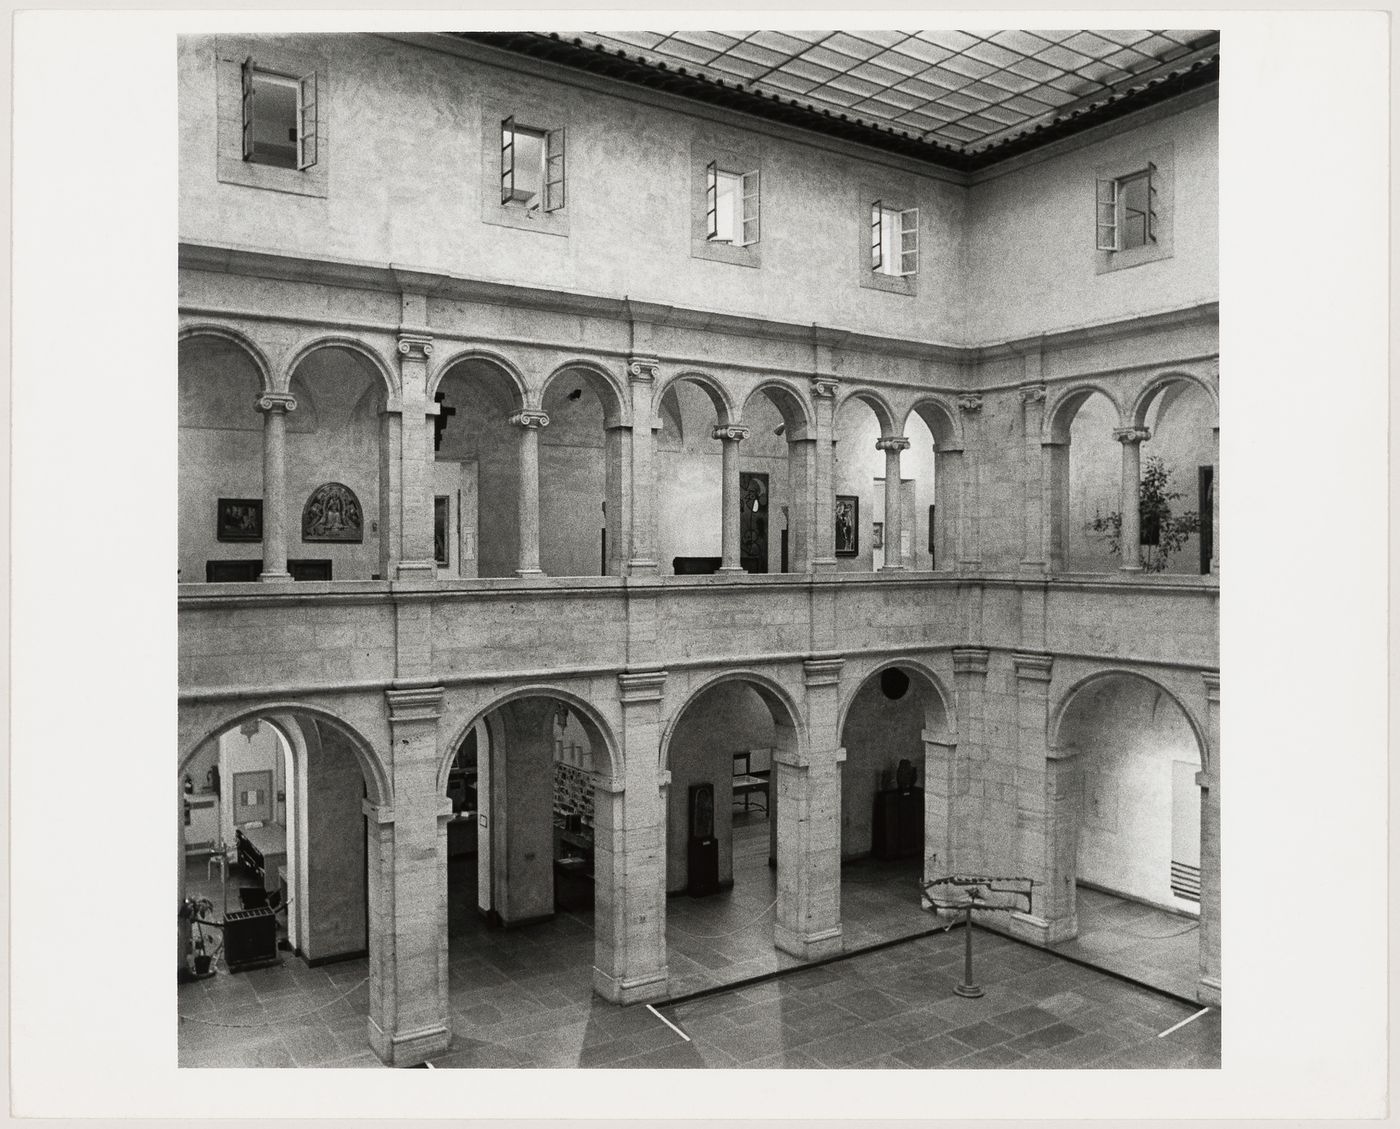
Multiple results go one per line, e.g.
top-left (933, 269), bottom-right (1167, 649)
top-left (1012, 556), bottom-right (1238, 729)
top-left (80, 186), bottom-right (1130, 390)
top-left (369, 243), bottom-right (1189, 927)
top-left (241, 57), bottom-right (255, 162)
top-left (898, 207), bottom-right (919, 275)
top-left (500, 116), bottom-right (515, 205)
top-left (1096, 177), bottom-right (1119, 251)
top-left (545, 126), bottom-right (566, 212)
top-left (1146, 162), bottom-right (1159, 243)
top-left (705, 160), bottom-right (719, 240)
top-left (870, 200), bottom-right (883, 270)
top-left (740, 169), bottom-right (760, 246)
top-left (297, 70), bottom-right (318, 170)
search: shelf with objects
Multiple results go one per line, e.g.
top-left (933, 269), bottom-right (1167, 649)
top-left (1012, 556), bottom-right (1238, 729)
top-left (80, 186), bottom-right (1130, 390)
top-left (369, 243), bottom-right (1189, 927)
top-left (552, 743), bottom-right (595, 910)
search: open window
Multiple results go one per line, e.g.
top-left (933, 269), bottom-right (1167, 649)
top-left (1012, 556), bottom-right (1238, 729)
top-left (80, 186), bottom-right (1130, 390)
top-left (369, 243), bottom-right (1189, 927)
top-left (1096, 164), bottom-right (1158, 252)
top-left (500, 117), bottom-right (566, 212)
top-left (706, 162), bottom-right (760, 246)
top-left (241, 58), bottom-right (318, 171)
top-left (871, 201), bottom-right (919, 277)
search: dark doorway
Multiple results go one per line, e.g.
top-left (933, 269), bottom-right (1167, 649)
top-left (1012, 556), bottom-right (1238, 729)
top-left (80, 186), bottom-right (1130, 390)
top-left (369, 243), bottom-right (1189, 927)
top-left (739, 471), bottom-right (769, 573)
top-left (1198, 465), bottom-right (1214, 574)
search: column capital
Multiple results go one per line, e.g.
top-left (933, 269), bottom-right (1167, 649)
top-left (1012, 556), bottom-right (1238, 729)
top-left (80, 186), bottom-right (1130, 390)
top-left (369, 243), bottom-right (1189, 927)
top-left (384, 684), bottom-right (445, 722)
top-left (362, 799), bottom-right (396, 824)
top-left (957, 394), bottom-right (983, 414)
top-left (618, 669), bottom-right (667, 704)
top-left (507, 409), bottom-right (551, 430)
top-left (810, 376), bottom-right (840, 399)
top-left (712, 424), bottom-right (750, 443)
top-left (875, 435), bottom-right (910, 453)
top-left (1018, 383), bottom-right (1047, 404)
top-left (1202, 670), bottom-right (1220, 701)
top-left (255, 391), bottom-right (297, 414)
top-left (802, 655), bottom-right (845, 687)
top-left (952, 646), bottom-right (990, 676)
top-left (627, 357), bottom-right (660, 383)
top-left (396, 332), bottom-right (434, 361)
top-left (1012, 652), bottom-right (1054, 682)
top-left (1113, 426), bottom-right (1151, 445)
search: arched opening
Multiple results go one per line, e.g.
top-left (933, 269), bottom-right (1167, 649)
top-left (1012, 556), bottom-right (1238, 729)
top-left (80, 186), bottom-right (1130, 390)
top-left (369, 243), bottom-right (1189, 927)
top-left (661, 677), bottom-right (798, 995)
top-left (655, 376), bottom-right (730, 575)
top-left (908, 400), bottom-right (959, 571)
top-left (177, 711), bottom-right (374, 1066)
top-left (832, 394), bottom-right (891, 571)
top-left (838, 664), bottom-right (951, 944)
top-left (178, 334), bottom-right (269, 583)
top-left (899, 410), bottom-right (938, 571)
top-left (1136, 379), bottom-right (1217, 575)
top-left (1053, 673), bottom-right (1205, 998)
top-left (286, 346), bottom-right (387, 581)
top-left (433, 358), bottom-right (525, 578)
top-left (737, 384), bottom-right (811, 573)
top-left (1052, 388), bottom-right (1122, 573)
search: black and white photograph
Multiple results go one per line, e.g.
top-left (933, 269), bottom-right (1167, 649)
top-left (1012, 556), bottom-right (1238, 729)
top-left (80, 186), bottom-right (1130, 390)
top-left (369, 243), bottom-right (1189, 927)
top-left (7, 7), bottom-right (1391, 1123)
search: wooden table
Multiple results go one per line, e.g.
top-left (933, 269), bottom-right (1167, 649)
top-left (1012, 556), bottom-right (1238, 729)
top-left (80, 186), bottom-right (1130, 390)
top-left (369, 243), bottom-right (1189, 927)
top-left (236, 825), bottom-right (287, 894)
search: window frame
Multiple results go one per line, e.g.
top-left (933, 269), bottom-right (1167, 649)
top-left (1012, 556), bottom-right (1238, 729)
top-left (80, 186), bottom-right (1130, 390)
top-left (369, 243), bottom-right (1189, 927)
top-left (481, 100), bottom-right (570, 238)
top-left (859, 185), bottom-right (921, 297)
top-left (1094, 144), bottom-right (1174, 274)
top-left (691, 143), bottom-right (763, 269)
top-left (500, 117), bottom-right (566, 213)
top-left (241, 60), bottom-right (318, 172)
top-left (871, 200), bottom-right (919, 277)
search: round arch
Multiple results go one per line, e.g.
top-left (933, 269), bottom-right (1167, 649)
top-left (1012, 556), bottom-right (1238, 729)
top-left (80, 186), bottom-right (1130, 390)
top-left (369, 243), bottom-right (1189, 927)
top-left (283, 334), bottom-right (400, 405)
top-left (180, 702), bottom-right (392, 807)
top-left (903, 397), bottom-right (962, 448)
top-left (658, 669), bottom-right (806, 772)
top-left (652, 370), bottom-right (738, 427)
top-left (1130, 370), bottom-right (1221, 429)
top-left (428, 347), bottom-right (530, 411)
top-left (1044, 382), bottom-right (1128, 443)
top-left (835, 656), bottom-right (956, 740)
top-left (835, 387), bottom-right (898, 436)
top-left (1049, 667), bottom-right (1210, 775)
top-left (437, 685), bottom-right (622, 794)
top-left (178, 323), bottom-right (275, 394)
top-left (539, 359), bottom-right (631, 429)
top-left (738, 379), bottom-right (814, 434)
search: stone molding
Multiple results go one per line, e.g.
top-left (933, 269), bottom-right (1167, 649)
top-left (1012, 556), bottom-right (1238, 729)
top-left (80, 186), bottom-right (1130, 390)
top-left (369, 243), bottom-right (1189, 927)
top-left (595, 776), bottom-right (625, 795)
top-left (1202, 670), bottom-right (1220, 701)
top-left (802, 656), bottom-right (844, 687)
top-left (772, 745), bottom-right (809, 770)
top-left (712, 424), bottom-right (750, 443)
top-left (1113, 426), bottom-right (1152, 445)
top-left (957, 394), bottom-right (983, 414)
top-left (952, 646), bottom-right (990, 676)
top-left (396, 332), bottom-right (434, 361)
top-left (255, 391), bottom-right (297, 414)
top-left (875, 435), bottom-right (911, 453)
top-left (362, 799), bottom-right (396, 823)
top-left (922, 728), bottom-right (958, 747)
top-left (1195, 769), bottom-right (1216, 789)
top-left (618, 669), bottom-right (667, 704)
top-left (657, 769), bottom-right (672, 790)
top-left (1012, 651), bottom-right (1054, 681)
top-left (627, 358), bottom-right (660, 383)
top-left (507, 409), bottom-right (551, 430)
top-left (384, 685), bottom-right (445, 721)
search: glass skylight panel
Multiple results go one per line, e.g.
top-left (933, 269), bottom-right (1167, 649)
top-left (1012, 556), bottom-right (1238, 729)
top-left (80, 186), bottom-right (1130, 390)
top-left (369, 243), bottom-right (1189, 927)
top-left (963, 80), bottom-right (1009, 102)
top-left (1007, 56), bottom-right (1062, 82)
top-left (927, 65), bottom-right (974, 90)
top-left (937, 123), bottom-right (981, 143)
top-left (916, 30), bottom-right (979, 52)
top-left (828, 74), bottom-right (884, 98)
top-left (965, 41), bottom-right (1021, 69)
top-left (749, 30), bottom-right (817, 53)
top-left (893, 38), bottom-right (954, 66)
top-left (941, 89), bottom-right (990, 113)
top-left (652, 37), bottom-right (718, 65)
top-left (1063, 32), bottom-right (1122, 59)
top-left (1035, 43), bottom-right (1095, 70)
top-left (727, 40), bottom-right (788, 67)
top-left (827, 31), bottom-right (887, 59)
top-left (871, 49), bottom-right (932, 77)
top-left (1094, 29), bottom-right (1153, 46)
top-left (871, 86), bottom-right (927, 111)
top-left (850, 60), bottom-right (907, 86)
top-left (979, 103), bottom-right (1028, 126)
top-left (607, 30), bottom-right (667, 49)
top-left (940, 53), bottom-right (997, 80)
top-left (989, 29), bottom-right (1053, 54)
top-left (673, 30), bottom-right (739, 54)
top-left (983, 70), bottom-right (1040, 94)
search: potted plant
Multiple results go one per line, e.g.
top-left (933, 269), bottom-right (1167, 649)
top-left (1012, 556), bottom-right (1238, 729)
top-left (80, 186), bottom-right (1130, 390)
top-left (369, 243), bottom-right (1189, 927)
top-left (183, 895), bottom-right (216, 977)
top-left (1091, 456), bottom-right (1201, 573)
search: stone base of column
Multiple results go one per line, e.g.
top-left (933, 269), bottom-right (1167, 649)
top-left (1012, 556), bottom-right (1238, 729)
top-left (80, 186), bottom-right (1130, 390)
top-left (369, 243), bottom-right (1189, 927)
top-left (593, 965), bottom-right (668, 1004)
top-left (716, 565), bottom-right (747, 576)
top-left (810, 556), bottom-right (837, 572)
top-left (877, 564), bottom-right (906, 573)
top-left (394, 559), bottom-right (437, 581)
top-left (367, 1018), bottom-right (451, 1067)
top-left (958, 559), bottom-right (983, 570)
top-left (774, 923), bottom-right (843, 961)
top-left (514, 567), bottom-right (545, 579)
top-left (1019, 559), bottom-right (1047, 572)
top-left (1197, 975), bottom-right (1221, 1006)
top-left (627, 558), bottom-right (660, 576)
top-left (257, 569), bottom-right (293, 583)
top-left (1119, 563), bottom-right (1145, 574)
top-left (1007, 910), bottom-right (1078, 945)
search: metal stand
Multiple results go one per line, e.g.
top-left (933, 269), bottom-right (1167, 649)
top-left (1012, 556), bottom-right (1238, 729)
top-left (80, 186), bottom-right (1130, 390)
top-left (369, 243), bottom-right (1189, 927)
top-left (953, 906), bottom-right (984, 998)
top-left (923, 874), bottom-right (1034, 1003)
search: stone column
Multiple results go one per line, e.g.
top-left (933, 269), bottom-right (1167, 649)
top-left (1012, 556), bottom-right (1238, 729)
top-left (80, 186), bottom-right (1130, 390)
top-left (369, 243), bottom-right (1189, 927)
top-left (786, 435), bottom-right (816, 573)
top-left (378, 408), bottom-right (403, 580)
top-left (594, 671), bottom-right (669, 1003)
top-left (876, 436), bottom-right (910, 571)
top-left (508, 409), bottom-right (549, 578)
top-left (1113, 426), bottom-right (1150, 573)
top-left (255, 391), bottom-right (297, 582)
top-left (603, 424), bottom-right (631, 576)
top-left (950, 646), bottom-right (989, 873)
top-left (932, 442), bottom-right (963, 572)
top-left (365, 687), bottom-right (450, 1067)
top-left (395, 332), bottom-right (437, 580)
top-left (1211, 425), bottom-right (1220, 575)
top-left (809, 377), bottom-right (839, 571)
top-left (1041, 439), bottom-right (1069, 571)
top-left (1019, 384), bottom-right (1047, 572)
top-left (922, 730), bottom-right (958, 883)
top-left (713, 424), bottom-right (750, 574)
top-left (1198, 671), bottom-right (1221, 1004)
top-left (956, 395), bottom-right (983, 568)
top-left (1008, 652), bottom-right (1078, 945)
top-left (626, 359), bottom-right (660, 575)
top-left (773, 658), bottom-right (844, 961)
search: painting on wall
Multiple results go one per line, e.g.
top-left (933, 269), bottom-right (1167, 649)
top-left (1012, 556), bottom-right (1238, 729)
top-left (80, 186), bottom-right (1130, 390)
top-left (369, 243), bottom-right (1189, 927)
top-left (302, 482), bottom-right (364, 543)
top-left (739, 471), bottom-right (769, 573)
top-left (434, 495), bottom-right (450, 567)
top-left (835, 495), bottom-right (859, 556)
top-left (216, 498), bottom-right (263, 542)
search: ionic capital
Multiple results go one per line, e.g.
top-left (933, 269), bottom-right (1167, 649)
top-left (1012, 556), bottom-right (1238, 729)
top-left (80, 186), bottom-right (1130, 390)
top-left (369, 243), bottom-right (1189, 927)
top-left (618, 669), bottom-right (667, 704)
top-left (1019, 384), bottom-right (1047, 404)
top-left (810, 377), bottom-right (840, 399)
top-left (396, 332), bottom-right (434, 361)
top-left (957, 394), bottom-right (983, 414)
top-left (875, 435), bottom-right (911, 453)
top-left (255, 391), bottom-right (297, 414)
top-left (1113, 426), bottom-right (1151, 445)
top-left (712, 424), bottom-right (750, 443)
top-left (1202, 670), bottom-right (1220, 702)
top-left (507, 409), bottom-right (551, 430)
top-left (627, 358), bottom-right (660, 383)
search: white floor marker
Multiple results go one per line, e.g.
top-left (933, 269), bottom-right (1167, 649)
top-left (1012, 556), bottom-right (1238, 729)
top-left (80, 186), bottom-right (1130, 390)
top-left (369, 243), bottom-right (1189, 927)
top-left (1158, 1007), bottom-right (1211, 1038)
top-left (646, 1004), bottom-right (692, 1042)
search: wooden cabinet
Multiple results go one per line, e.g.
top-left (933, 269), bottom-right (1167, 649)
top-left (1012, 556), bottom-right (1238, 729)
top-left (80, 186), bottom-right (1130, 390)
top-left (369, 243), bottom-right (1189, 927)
top-left (872, 788), bottom-right (924, 860)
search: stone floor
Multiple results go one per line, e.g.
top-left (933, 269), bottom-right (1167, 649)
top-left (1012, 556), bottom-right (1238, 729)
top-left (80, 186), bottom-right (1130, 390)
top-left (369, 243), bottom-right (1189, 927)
top-left (177, 816), bottom-right (1216, 1068)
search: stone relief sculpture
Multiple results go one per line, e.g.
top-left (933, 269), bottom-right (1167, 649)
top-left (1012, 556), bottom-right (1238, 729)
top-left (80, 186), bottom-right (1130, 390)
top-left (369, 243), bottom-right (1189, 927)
top-left (302, 482), bottom-right (364, 542)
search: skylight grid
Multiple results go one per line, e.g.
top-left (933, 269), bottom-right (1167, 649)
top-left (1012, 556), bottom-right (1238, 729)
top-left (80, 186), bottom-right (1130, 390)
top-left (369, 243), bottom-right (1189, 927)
top-left (570, 30), bottom-right (1217, 152)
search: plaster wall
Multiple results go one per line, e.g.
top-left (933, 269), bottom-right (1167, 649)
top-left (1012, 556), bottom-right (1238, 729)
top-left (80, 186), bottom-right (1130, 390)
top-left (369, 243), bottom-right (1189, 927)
top-left (216, 722), bottom-right (286, 845)
top-left (303, 722), bottom-right (368, 960)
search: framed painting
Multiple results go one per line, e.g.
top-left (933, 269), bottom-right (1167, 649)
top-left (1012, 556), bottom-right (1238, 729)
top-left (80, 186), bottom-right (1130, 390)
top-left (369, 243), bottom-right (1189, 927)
top-left (834, 494), bottom-right (859, 556)
top-left (434, 495), bottom-right (450, 567)
top-left (216, 498), bottom-right (263, 542)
